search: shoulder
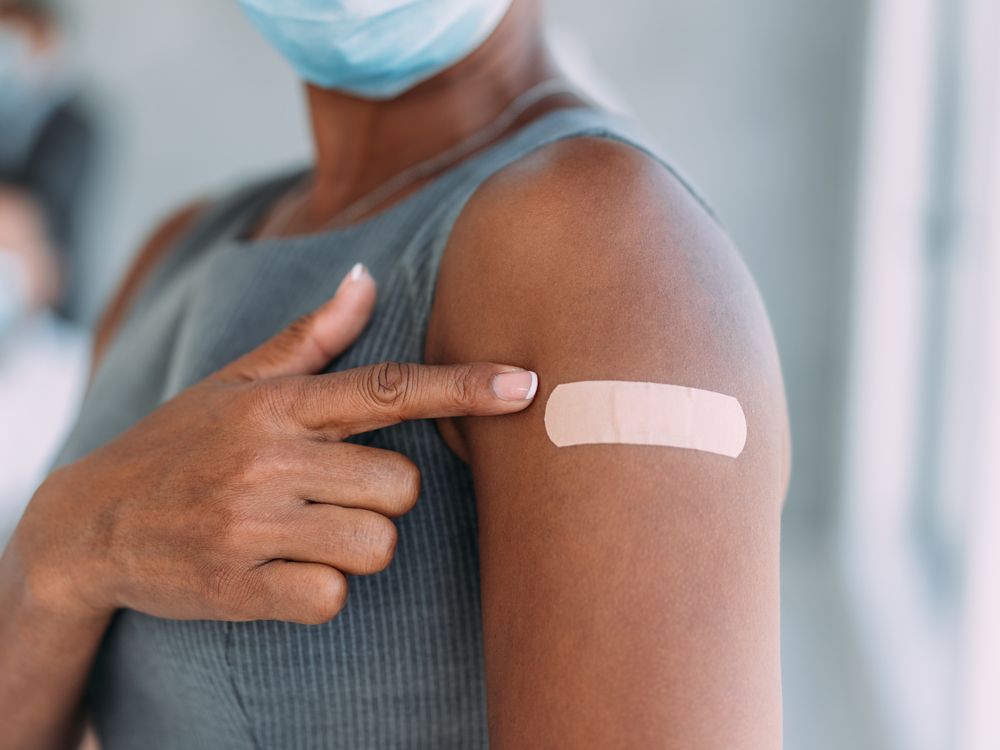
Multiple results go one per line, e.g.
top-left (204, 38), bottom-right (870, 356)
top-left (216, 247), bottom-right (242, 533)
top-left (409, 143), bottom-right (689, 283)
top-left (437, 134), bottom-right (736, 330)
top-left (429, 133), bottom-right (790, 499)
top-left (452, 135), bottom-right (694, 255)
top-left (433, 133), bottom-right (762, 369)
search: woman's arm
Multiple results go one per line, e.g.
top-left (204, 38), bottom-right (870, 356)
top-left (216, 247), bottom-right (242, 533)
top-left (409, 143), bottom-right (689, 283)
top-left (428, 137), bottom-right (790, 748)
top-left (0, 474), bottom-right (112, 750)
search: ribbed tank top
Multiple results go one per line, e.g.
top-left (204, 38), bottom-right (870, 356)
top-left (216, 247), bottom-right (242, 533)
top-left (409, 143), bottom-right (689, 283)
top-left (54, 106), bottom-right (707, 749)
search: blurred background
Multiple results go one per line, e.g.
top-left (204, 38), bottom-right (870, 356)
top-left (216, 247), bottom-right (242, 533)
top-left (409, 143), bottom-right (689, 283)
top-left (2, 1), bottom-right (998, 748)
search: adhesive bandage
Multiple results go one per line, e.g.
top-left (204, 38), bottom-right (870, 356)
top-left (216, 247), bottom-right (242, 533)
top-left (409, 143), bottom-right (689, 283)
top-left (544, 381), bottom-right (747, 458)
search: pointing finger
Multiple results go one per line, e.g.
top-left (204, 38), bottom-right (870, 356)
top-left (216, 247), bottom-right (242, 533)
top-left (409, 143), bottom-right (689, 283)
top-left (286, 360), bottom-right (539, 436)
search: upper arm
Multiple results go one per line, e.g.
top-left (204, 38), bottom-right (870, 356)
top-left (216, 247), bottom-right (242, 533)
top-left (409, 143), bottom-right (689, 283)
top-left (91, 200), bottom-right (208, 370)
top-left (427, 138), bottom-right (789, 749)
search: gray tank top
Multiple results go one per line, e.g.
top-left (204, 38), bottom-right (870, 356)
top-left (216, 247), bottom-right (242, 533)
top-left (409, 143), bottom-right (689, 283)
top-left (55, 107), bottom-right (707, 749)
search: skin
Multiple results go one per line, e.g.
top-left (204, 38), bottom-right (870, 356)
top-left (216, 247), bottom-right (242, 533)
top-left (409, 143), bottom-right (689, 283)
top-left (0, 0), bottom-right (789, 748)
top-left (427, 137), bottom-right (790, 748)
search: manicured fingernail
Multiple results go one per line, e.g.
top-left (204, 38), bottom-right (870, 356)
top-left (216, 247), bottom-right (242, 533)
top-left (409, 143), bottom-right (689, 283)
top-left (337, 263), bottom-right (367, 294)
top-left (491, 369), bottom-right (539, 402)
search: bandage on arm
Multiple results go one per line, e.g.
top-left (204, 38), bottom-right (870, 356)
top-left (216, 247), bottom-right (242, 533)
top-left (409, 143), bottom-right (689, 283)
top-left (427, 138), bottom-right (789, 749)
top-left (544, 380), bottom-right (748, 457)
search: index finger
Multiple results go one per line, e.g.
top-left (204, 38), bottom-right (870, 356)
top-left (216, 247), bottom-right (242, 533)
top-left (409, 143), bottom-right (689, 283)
top-left (284, 361), bottom-right (539, 436)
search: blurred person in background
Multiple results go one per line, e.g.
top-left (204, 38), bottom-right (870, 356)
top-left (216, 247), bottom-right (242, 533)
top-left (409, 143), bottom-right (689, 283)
top-left (0, 0), bottom-right (91, 542)
top-left (0, 0), bottom-right (95, 320)
top-left (0, 1), bottom-right (790, 749)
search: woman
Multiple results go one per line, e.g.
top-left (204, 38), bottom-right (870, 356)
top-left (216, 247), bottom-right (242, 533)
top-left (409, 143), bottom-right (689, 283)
top-left (1, 0), bottom-right (791, 747)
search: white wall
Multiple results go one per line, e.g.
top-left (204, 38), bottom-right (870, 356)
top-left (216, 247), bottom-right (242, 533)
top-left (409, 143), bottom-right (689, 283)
top-left (69, 0), bottom-right (312, 316)
top-left (544, 0), bottom-right (870, 532)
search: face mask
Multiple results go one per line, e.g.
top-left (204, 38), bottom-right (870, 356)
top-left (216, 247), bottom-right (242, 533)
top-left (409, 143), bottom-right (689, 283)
top-left (237, 0), bottom-right (513, 100)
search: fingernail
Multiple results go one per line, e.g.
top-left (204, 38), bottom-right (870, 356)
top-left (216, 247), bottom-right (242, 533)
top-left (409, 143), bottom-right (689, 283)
top-left (491, 369), bottom-right (539, 402)
top-left (337, 263), bottom-right (367, 293)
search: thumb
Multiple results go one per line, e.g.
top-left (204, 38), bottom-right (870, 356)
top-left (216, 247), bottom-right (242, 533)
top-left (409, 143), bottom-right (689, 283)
top-left (213, 263), bottom-right (377, 382)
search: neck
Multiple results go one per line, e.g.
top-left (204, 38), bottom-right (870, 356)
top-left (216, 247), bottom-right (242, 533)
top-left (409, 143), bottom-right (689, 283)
top-left (301, 0), bottom-right (562, 222)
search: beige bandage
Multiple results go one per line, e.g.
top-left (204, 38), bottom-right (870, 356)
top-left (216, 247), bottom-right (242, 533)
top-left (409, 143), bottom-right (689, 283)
top-left (544, 381), bottom-right (747, 458)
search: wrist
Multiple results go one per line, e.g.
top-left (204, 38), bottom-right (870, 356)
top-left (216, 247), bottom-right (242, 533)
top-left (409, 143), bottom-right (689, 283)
top-left (5, 465), bottom-right (117, 621)
top-left (0, 551), bottom-right (112, 633)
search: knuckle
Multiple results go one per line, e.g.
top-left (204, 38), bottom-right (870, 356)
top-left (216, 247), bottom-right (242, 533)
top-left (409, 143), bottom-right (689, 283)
top-left (228, 314), bottom-right (319, 384)
top-left (207, 489), bottom-right (262, 550)
top-left (300, 573), bottom-right (349, 624)
top-left (389, 457), bottom-right (422, 515)
top-left (362, 361), bottom-right (416, 411)
top-left (355, 514), bottom-right (398, 572)
top-left (226, 445), bottom-right (274, 489)
top-left (203, 563), bottom-right (248, 612)
top-left (446, 364), bottom-right (479, 408)
top-left (286, 311), bottom-right (319, 342)
top-left (268, 313), bottom-right (320, 366)
top-left (243, 381), bottom-right (291, 427)
top-left (213, 505), bottom-right (250, 551)
top-left (252, 446), bottom-right (298, 486)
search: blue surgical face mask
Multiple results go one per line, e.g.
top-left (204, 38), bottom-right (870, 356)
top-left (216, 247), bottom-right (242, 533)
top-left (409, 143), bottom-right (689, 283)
top-left (236, 0), bottom-right (513, 100)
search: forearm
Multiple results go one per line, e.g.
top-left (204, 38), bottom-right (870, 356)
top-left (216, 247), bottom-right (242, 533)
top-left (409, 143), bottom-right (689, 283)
top-left (0, 485), bottom-right (110, 750)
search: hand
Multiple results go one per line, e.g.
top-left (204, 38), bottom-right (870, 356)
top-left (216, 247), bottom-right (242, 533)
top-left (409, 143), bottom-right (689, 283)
top-left (8, 265), bottom-right (538, 625)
